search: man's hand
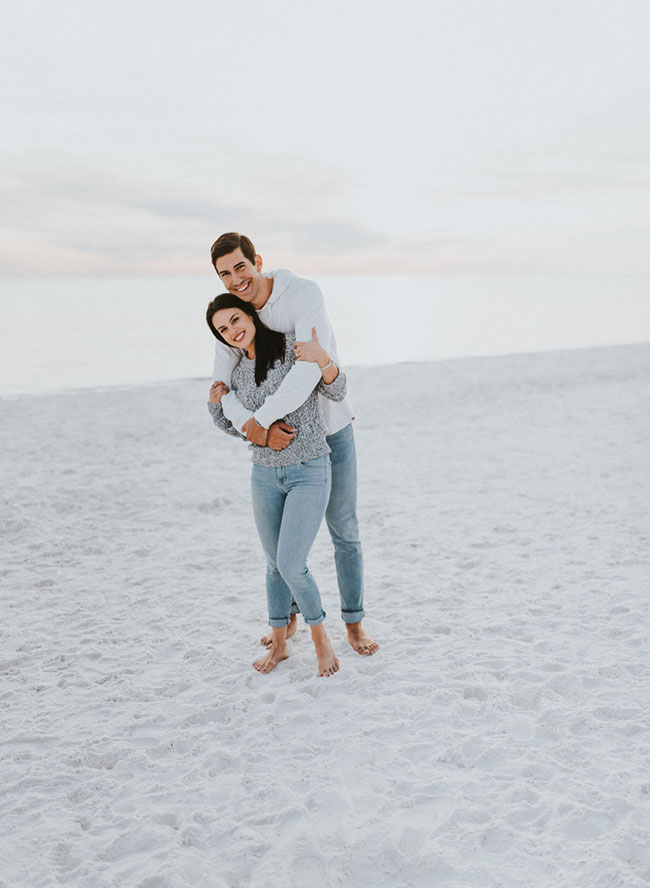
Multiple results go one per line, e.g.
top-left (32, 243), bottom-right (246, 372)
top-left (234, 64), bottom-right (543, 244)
top-left (267, 420), bottom-right (296, 451)
top-left (209, 381), bottom-right (229, 404)
top-left (242, 417), bottom-right (269, 446)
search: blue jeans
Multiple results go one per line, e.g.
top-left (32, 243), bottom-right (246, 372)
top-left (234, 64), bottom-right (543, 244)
top-left (251, 455), bottom-right (331, 627)
top-left (325, 423), bottom-right (364, 623)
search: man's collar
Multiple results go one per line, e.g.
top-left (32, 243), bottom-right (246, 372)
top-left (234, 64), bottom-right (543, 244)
top-left (261, 271), bottom-right (276, 305)
top-left (262, 269), bottom-right (292, 306)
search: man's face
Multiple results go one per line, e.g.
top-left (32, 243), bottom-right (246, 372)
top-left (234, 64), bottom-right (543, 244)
top-left (215, 248), bottom-right (265, 306)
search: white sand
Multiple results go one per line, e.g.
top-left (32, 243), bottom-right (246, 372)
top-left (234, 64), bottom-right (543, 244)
top-left (1, 343), bottom-right (649, 888)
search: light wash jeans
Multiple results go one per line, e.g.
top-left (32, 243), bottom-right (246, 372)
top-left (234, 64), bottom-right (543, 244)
top-left (251, 455), bottom-right (331, 627)
top-left (324, 423), bottom-right (365, 624)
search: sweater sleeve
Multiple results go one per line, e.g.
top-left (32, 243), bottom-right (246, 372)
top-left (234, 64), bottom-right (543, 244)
top-left (212, 341), bottom-right (254, 431)
top-left (207, 401), bottom-right (246, 441)
top-left (317, 368), bottom-right (347, 402)
top-left (252, 284), bottom-right (330, 429)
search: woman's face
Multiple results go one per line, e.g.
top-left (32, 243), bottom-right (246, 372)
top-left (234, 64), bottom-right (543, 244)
top-left (212, 307), bottom-right (256, 354)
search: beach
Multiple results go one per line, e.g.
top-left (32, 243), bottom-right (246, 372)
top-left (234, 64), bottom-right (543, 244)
top-left (2, 272), bottom-right (650, 397)
top-left (2, 342), bottom-right (649, 887)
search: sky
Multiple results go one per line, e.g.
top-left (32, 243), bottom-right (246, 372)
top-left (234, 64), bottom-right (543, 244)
top-left (2, 0), bottom-right (650, 277)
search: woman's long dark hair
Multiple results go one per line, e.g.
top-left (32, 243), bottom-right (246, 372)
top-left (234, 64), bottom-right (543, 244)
top-left (206, 293), bottom-right (286, 386)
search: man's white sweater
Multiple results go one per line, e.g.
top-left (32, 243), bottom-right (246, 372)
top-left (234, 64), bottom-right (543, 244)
top-left (212, 270), bottom-right (354, 436)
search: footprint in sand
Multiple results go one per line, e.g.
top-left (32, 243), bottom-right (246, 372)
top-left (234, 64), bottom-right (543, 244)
top-left (396, 798), bottom-right (454, 858)
top-left (397, 825), bottom-right (427, 857)
top-left (49, 840), bottom-right (81, 879)
top-left (463, 685), bottom-right (489, 701)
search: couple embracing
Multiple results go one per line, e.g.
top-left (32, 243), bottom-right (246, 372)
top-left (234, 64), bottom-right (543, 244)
top-left (206, 232), bottom-right (378, 677)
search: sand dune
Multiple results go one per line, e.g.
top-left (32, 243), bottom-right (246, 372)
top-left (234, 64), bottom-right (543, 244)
top-left (1, 344), bottom-right (649, 887)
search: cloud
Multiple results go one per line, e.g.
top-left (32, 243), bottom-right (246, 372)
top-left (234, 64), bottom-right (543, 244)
top-left (0, 152), bottom-right (436, 275)
top-left (3, 138), bottom-right (650, 278)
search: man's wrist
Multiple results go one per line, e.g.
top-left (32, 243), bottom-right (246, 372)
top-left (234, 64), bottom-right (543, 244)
top-left (242, 416), bottom-right (269, 446)
top-left (221, 391), bottom-right (253, 430)
top-left (253, 417), bottom-right (269, 445)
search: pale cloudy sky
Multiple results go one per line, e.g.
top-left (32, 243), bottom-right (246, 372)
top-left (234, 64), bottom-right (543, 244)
top-left (2, 0), bottom-right (649, 276)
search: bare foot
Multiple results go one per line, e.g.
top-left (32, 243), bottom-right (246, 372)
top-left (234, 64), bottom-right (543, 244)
top-left (310, 624), bottom-right (339, 677)
top-left (261, 613), bottom-right (297, 647)
top-left (346, 622), bottom-right (379, 656)
top-left (253, 626), bottom-right (288, 674)
top-left (253, 644), bottom-right (289, 674)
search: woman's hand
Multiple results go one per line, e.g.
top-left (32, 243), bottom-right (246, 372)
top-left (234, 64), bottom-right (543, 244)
top-left (209, 381), bottom-right (229, 404)
top-left (294, 327), bottom-right (329, 367)
top-left (294, 327), bottom-right (339, 384)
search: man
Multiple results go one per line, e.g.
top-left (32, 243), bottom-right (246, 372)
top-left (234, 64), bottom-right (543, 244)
top-left (210, 232), bottom-right (378, 656)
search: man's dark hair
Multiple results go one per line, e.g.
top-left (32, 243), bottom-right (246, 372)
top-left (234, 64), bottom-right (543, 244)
top-left (206, 293), bottom-right (285, 386)
top-left (210, 232), bottom-right (256, 273)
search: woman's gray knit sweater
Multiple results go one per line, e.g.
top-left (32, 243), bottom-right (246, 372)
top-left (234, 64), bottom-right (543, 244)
top-left (208, 334), bottom-right (347, 467)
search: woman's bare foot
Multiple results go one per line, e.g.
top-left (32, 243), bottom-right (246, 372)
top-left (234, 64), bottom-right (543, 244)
top-left (253, 627), bottom-right (288, 674)
top-left (346, 621), bottom-right (379, 655)
top-left (253, 646), bottom-right (289, 673)
top-left (260, 613), bottom-right (297, 647)
top-left (310, 624), bottom-right (339, 677)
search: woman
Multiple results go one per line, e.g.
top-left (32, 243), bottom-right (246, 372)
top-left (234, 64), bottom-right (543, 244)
top-left (206, 293), bottom-right (345, 677)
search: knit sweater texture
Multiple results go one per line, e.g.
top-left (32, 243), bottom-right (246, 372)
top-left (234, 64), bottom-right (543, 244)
top-left (208, 334), bottom-right (347, 467)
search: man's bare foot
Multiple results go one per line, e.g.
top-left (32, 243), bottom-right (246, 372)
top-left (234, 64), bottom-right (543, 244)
top-left (253, 626), bottom-right (288, 674)
top-left (261, 613), bottom-right (297, 647)
top-left (310, 624), bottom-right (339, 677)
top-left (346, 622), bottom-right (379, 655)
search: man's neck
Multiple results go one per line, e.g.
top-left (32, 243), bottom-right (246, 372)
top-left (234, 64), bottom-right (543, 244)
top-left (251, 273), bottom-right (274, 310)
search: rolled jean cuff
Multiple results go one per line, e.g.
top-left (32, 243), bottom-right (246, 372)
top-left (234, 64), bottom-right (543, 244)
top-left (341, 608), bottom-right (365, 625)
top-left (268, 616), bottom-right (292, 628)
top-left (302, 610), bottom-right (326, 627)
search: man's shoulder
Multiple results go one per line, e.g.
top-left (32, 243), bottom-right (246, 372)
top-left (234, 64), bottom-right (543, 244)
top-left (271, 269), bottom-right (323, 302)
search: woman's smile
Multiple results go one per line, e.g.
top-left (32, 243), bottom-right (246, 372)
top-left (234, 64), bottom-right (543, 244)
top-left (212, 307), bottom-right (256, 357)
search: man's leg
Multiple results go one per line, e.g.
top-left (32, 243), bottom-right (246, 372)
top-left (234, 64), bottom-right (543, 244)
top-left (325, 424), bottom-right (378, 655)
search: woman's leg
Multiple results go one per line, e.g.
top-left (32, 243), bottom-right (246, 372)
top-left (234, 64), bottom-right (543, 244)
top-left (275, 456), bottom-right (339, 676)
top-left (250, 466), bottom-right (293, 673)
top-left (275, 457), bottom-right (331, 624)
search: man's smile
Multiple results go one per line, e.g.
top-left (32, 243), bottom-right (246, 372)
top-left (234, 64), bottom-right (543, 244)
top-left (213, 246), bottom-right (271, 309)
